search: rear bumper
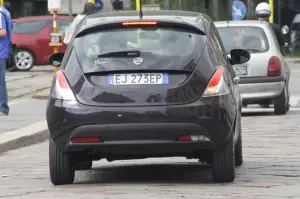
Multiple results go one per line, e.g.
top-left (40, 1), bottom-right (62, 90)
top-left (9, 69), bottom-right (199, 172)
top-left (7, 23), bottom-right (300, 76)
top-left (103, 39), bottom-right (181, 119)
top-left (238, 76), bottom-right (285, 101)
top-left (46, 95), bottom-right (237, 156)
top-left (64, 123), bottom-right (215, 156)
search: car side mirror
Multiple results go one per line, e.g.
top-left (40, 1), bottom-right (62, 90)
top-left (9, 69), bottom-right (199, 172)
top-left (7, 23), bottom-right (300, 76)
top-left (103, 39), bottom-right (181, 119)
top-left (281, 25), bottom-right (289, 35)
top-left (228, 49), bottom-right (250, 65)
top-left (49, 52), bottom-right (64, 67)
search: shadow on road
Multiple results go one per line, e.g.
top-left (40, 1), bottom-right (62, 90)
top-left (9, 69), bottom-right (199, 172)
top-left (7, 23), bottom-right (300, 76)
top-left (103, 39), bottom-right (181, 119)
top-left (74, 163), bottom-right (216, 184)
top-left (242, 111), bottom-right (275, 117)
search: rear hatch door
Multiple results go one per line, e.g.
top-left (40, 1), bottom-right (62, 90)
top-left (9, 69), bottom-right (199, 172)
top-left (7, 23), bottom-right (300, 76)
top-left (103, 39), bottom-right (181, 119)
top-left (70, 20), bottom-right (209, 106)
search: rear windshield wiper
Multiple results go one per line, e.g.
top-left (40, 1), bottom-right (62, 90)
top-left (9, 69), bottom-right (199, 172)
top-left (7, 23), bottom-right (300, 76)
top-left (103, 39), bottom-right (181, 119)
top-left (98, 50), bottom-right (141, 58)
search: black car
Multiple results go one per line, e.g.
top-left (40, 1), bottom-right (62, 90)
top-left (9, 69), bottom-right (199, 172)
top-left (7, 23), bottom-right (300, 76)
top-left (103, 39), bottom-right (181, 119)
top-left (46, 10), bottom-right (250, 185)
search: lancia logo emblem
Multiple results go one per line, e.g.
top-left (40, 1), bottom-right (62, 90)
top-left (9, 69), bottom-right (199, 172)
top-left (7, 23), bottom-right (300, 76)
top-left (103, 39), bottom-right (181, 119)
top-left (133, 57), bottom-right (143, 65)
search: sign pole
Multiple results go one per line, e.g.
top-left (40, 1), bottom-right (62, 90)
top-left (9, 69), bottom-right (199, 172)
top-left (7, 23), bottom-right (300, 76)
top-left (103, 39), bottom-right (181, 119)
top-left (269, 0), bottom-right (274, 23)
top-left (136, 0), bottom-right (141, 45)
top-left (136, 0), bottom-right (140, 11)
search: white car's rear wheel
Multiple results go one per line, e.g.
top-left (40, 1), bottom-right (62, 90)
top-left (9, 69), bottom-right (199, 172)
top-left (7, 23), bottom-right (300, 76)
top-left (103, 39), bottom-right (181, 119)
top-left (274, 85), bottom-right (288, 115)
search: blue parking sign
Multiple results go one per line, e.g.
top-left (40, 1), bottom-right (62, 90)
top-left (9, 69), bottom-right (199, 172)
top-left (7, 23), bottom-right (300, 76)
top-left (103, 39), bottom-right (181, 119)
top-left (95, 0), bottom-right (103, 12)
top-left (232, 0), bottom-right (247, 20)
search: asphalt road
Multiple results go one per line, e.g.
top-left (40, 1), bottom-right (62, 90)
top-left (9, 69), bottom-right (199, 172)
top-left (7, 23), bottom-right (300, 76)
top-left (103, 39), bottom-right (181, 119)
top-left (1, 62), bottom-right (300, 198)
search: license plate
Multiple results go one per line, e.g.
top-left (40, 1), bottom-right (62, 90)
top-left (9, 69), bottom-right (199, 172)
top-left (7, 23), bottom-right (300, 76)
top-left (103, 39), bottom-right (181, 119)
top-left (108, 73), bottom-right (168, 85)
top-left (234, 66), bottom-right (247, 75)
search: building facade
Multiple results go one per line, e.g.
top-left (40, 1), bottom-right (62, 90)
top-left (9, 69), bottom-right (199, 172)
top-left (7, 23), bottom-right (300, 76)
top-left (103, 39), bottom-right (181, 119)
top-left (2, 0), bottom-right (130, 19)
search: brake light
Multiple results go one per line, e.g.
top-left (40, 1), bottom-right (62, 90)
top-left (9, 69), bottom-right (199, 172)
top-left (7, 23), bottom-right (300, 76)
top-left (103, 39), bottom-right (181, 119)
top-left (121, 21), bottom-right (158, 26)
top-left (268, 56), bottom-right (281, 76)
top-left (202, 66), bottom-right (230, 97)
top-left (51, 70), bottom-right (76, 101)
top-left (71, 137), bottom-right (102, 144)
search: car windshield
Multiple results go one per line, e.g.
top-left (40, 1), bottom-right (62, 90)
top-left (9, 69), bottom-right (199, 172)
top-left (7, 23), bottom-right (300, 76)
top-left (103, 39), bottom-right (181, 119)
top-left (73, 27), bottom-right (206, 73)
top-left (216, 26), bottom-right (269, 53)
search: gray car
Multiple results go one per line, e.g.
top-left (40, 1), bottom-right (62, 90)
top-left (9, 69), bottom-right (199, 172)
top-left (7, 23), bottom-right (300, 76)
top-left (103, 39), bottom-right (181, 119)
top-left (215, 20), bottom-right (291, 115)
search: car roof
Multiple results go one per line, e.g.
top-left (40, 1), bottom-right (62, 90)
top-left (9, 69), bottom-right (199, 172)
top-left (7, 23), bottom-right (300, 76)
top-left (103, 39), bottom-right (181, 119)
top-left (81, 10), bottom-right (210, 34)
top-left (214, 20), bottom-right (270, 28)
top-left (13, 15), bottom-right (71, 22)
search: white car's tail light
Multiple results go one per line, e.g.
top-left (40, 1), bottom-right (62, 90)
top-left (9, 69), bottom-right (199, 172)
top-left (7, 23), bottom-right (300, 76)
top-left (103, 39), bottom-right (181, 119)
top-left (202, 66), bottom-right (230, 97)
top-left (268, 56), bottom-right (281, 76)
top-left (51, 70), bottom-right (76, 101)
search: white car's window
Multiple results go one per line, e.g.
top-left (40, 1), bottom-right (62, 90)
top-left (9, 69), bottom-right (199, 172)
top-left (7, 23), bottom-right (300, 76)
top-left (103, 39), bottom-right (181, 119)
top-left (216, 26), bottom-right (269, 53)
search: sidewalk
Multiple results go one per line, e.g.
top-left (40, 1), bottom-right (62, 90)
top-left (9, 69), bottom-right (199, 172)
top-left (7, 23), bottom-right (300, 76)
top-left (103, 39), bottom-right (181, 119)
top-left (0, 98), bottom-right (48, 135)
top-left (0, 89), bottom-right (50, 153)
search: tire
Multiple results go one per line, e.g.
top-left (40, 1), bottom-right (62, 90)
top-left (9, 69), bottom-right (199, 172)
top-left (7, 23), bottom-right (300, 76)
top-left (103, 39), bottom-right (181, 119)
top-left (49, 139), bottom-right (75, 185)
top-left (14, 49), bottom-right (35, 71)
top-left (235, 113), bottom-right (243, 166)
top-left (235, 135), bottom-right (243, 167)
top-left (212, 136), bottom-right (235, 182)
top-left (274, 85), bottom-right (288, 115)
top-left (74, 161), bottom-right (93, 170)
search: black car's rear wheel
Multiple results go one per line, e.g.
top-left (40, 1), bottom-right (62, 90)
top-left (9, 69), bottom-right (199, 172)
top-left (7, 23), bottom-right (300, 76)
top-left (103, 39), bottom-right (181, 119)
top-left (49, 139), bottom-right (75, 185)
top-left (212, 137), bottom-right (235, 182)
top-left (235, 134), bottom-right (243, 166)
top-left (235, 115), bottom-right (243, 167)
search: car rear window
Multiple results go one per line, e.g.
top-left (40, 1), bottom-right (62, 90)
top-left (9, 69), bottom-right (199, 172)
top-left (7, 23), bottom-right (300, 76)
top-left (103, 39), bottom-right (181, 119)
top-left (216, 26), bottom-right (270, 53)
top-left (73, 26), bottom-right (207, 73)
top-left (13, 20), bottom-right (49, 34)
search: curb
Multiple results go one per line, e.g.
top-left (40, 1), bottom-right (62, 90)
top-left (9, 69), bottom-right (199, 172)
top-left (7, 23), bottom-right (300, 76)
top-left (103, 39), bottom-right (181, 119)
top-left (0, 120), bottom-right (49, 154)
top-left (286, 58), bottom-right (300, 63)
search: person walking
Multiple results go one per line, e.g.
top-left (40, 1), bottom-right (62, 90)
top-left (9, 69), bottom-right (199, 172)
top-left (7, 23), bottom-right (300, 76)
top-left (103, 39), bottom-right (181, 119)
top-left (63, 2), bottom-right (96, 45)
top-left (0, 3), bottom-right (13, 115)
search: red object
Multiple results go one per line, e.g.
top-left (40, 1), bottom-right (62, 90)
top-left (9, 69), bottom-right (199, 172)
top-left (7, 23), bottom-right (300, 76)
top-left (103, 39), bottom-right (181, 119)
top-left (208, 66), bottom-right (224, 87)
top-left (177, 135), bottom-right (192, 141)
top-left (56, 70), bottom-right (70, 89)
top-left (267, 56), bottom-right (281, 76)
top-left (122, 21), bottom-right (158, 26)
top-left (12, 16), bottom-right (71, 66)
top-left (71, 137), bottom-right (102, 143)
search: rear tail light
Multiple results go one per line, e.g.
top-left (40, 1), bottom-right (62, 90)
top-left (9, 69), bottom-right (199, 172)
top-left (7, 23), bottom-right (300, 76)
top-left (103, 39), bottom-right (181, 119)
top-left (267, 56), bottom-right (281, 76)
top-left (177, 135), bottom-right (210, 141)
top-left (71, 137), bottom-right (102, 144)
top-left (51, 70), bottom-right (76, 101)
top-left (122, 21), bottom-right (158, 26)
top-left (202, 66), bottom-right (230, 97)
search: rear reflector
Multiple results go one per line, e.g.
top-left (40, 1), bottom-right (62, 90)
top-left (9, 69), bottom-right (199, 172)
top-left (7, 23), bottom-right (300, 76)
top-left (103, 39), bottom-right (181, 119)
top-left (122, 21), bottom-right (158, 26)
top-left (177, 135), bottom-right (210, 141)
top-left (71, 137), bottom-right (102, 144)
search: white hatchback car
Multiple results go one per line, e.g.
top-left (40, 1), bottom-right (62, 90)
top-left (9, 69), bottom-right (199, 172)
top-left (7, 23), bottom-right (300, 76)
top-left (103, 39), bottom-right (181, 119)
top-left (215, 20), bottom-right (291, 115)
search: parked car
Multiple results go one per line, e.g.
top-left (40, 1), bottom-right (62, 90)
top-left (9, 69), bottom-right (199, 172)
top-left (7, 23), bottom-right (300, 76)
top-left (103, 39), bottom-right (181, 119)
top-left (12, 15), bottom-right (71, 71)
top-left (215, 20), bottom-right (291, 115)
top-left (46, 10), bottom-right (250, 185)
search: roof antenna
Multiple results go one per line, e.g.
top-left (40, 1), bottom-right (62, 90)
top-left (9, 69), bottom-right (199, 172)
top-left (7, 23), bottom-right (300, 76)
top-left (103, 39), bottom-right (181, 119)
top-left (139, 0), bottom-right (143, 19)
